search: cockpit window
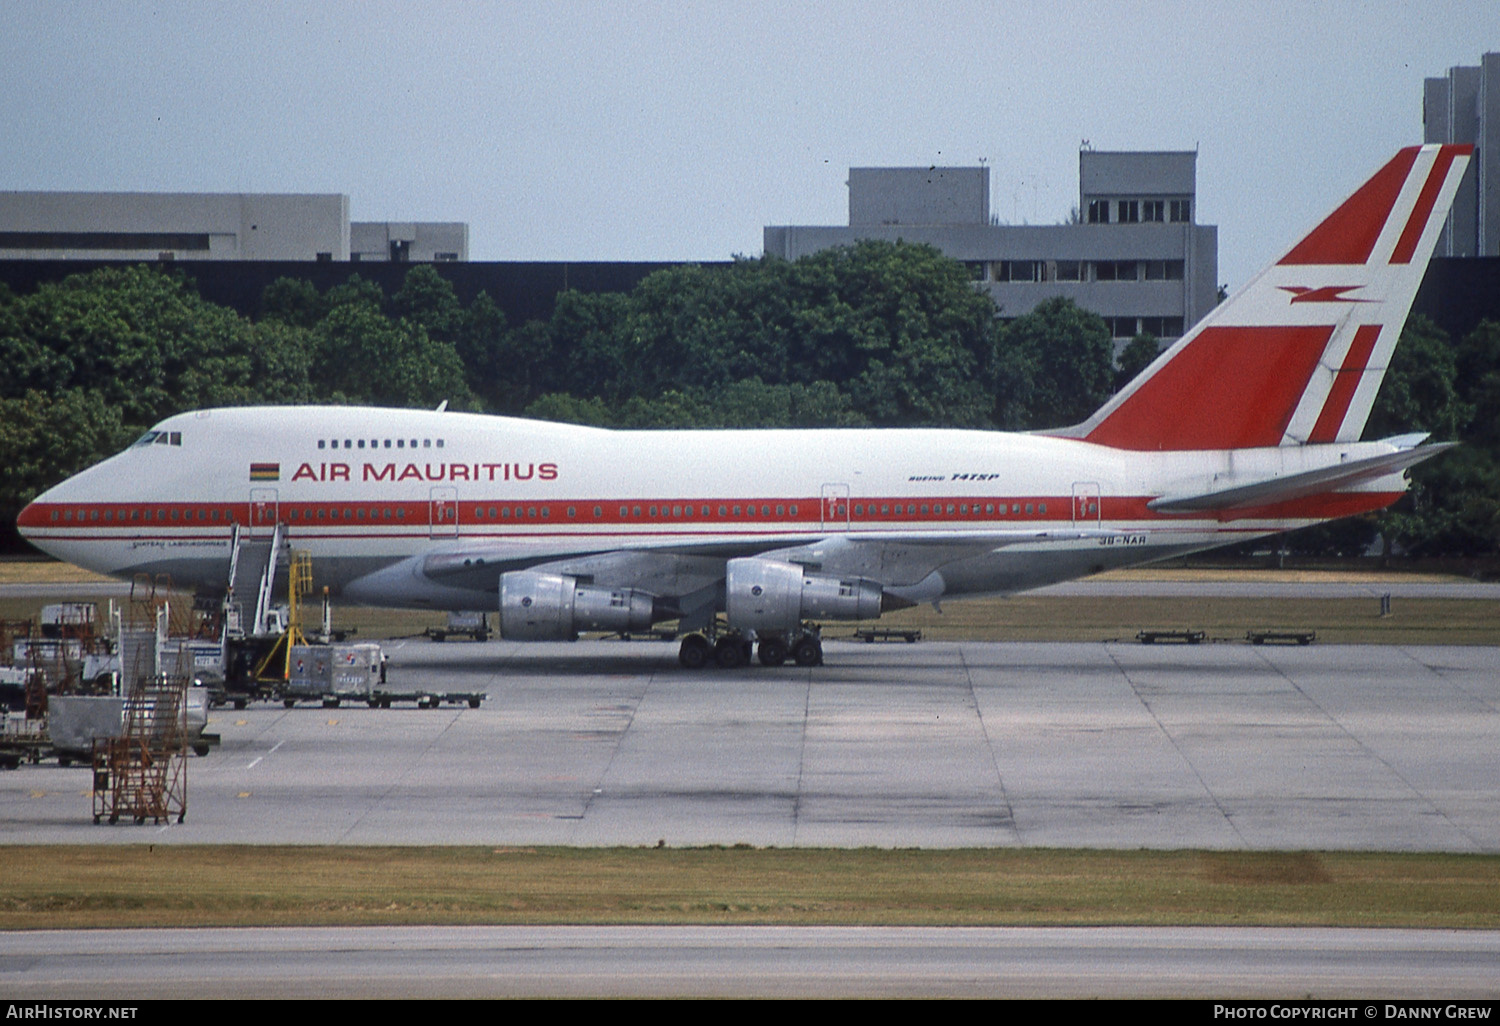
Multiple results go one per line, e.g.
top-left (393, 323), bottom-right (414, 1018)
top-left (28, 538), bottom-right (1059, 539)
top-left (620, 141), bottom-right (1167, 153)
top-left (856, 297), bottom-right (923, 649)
top-left (132, 431), bottom-right (182, 448)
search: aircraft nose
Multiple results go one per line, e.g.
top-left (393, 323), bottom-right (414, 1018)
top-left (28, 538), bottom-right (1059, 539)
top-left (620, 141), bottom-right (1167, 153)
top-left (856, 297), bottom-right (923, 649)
top-left (16, 496), bottom-right (52, 550)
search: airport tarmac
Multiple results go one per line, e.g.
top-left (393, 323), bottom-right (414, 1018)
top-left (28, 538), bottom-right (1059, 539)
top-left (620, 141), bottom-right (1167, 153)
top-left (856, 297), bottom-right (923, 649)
top-left (2, 638), bottom-right (1496, 850)
top-left (7, 924), bottom-right (1499, 998)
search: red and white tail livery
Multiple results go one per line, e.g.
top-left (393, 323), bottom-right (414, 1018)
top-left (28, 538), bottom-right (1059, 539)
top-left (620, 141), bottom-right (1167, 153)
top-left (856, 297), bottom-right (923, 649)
top-left (1063, 144), bottom-right (1470, 451)
top-left (17, 145), bottom-right (1472, 669)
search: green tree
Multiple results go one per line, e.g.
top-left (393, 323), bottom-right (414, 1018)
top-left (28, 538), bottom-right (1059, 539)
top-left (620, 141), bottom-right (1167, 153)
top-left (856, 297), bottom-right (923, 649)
top-left (0, 390), bottom-right (132, 549)
top-left (259, 277), bottom-right (326, 328)
top-left (323, 274), bottom-right (385, 312)
top-left (1455, 320), bottom-right (1500, 449)
top-left (1365, 315), bottom-right (1468, 442)
top-left (1114, 332), bottom-right (1161, 391)
top-left (312, 299), bottom-right (474, 409)
top-left (391, 265), bottom-right (463, 344)
top-left (998, 297), bottom-right (1115, 428)
top-left (0, 266), bottom-right (313, 425)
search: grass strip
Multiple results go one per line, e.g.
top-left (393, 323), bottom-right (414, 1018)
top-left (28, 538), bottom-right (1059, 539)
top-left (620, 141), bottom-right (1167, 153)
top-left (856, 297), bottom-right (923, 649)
top-left (3, 592), bottom-right (1498, 646)
top-left (0, 846), bottom-right (1495, 931)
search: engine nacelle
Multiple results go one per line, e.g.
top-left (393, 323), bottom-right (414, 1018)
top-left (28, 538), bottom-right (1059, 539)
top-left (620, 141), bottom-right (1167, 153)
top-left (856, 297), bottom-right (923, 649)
top-left (724, 557), bottom-right (883, 633)
top-left (499, 570), bottom-right (656, 641)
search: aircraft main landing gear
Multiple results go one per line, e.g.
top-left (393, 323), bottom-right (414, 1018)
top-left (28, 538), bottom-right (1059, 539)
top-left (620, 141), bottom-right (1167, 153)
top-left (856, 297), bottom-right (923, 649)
top-left (678, 633), bottom-right (712, 669)
top-left (677, 627), bottom-right (822, 670)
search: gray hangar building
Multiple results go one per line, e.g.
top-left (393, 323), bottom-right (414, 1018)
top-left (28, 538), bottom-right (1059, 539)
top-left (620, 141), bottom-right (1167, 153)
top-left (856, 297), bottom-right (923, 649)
top-left (764, 150), bottom-right (1219, 346)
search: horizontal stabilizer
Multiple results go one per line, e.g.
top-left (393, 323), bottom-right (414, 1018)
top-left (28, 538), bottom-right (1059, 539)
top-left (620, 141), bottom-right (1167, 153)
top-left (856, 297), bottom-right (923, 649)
top-left (1147, 442), bottom-right (1456, 515)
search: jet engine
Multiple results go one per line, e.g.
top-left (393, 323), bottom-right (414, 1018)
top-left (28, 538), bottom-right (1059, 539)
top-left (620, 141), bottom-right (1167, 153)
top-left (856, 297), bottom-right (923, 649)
top-left (499, 570), bottom-right (656, 641)
top-left (724, 557), bottom-right (883, 633)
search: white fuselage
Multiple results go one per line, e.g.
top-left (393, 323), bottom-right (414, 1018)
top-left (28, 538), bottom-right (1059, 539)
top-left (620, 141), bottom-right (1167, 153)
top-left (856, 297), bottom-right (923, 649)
top-left (18, 405), bottom-right (1406, 610)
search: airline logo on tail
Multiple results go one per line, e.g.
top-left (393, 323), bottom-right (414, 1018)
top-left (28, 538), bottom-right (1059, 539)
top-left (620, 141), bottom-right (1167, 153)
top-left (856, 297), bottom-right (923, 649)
top-left (1062, 144), bottom-right (1472, 452)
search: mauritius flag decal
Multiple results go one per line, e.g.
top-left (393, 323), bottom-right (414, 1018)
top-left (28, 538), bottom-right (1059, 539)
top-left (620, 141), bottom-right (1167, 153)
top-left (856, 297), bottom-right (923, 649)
top-left (250, 462), bottom-right (280, 482)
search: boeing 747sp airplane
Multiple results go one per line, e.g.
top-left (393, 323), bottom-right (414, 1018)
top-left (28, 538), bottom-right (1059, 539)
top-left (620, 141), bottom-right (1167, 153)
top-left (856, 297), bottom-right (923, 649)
top-left (17, 145), bottom-right (1472, 668)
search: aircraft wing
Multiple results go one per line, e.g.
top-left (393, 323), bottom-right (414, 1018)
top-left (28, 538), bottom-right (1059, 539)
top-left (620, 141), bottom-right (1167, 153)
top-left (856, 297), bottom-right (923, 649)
top-left (1147, 441), bottom-right (1456, 515)
top-left (415, 526), bottom-right (1133, 591)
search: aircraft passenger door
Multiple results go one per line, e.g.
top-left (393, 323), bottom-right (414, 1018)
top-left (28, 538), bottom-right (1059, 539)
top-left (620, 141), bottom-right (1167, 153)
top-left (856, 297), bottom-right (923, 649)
top-left (821, 483), bottom-right (850, 532)
top-left (1072, 482), bottom-right (1101, 525)
top-left (429, 486), bottom-right (458, 538)
top-left (248, 488), bottom-right (279, 538)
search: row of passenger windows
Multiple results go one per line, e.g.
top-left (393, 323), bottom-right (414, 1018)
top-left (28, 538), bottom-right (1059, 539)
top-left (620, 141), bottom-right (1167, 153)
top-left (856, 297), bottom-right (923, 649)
top-left (318, 438), bottom-right (444, 450)
top-left (288, 507), bottom-right (408, 521)
top-left (51, 499), bottom-right (1052, 524)
top-left (854, 501), bottom-right (1046, 516)
top-left (56, 507), bottom-right (227, 523)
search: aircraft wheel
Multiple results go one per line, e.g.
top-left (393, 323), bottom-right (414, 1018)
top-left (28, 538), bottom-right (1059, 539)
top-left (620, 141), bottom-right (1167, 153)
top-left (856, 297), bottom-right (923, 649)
top-left (678, 634), bottom-right (712, 670)
top-left (792, 636), bottom-right (822, 667)
top-left (715, 637), bottom-right (748, 669)
top-left (757, 637), bottom-right (788, 667)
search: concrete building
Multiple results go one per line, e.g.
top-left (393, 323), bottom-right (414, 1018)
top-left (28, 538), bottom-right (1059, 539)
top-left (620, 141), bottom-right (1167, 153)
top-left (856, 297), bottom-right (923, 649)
top-left (764, 151), bottom-right (1218, 342)
top-left (350, 221), bottom-right (468, 262)
top-left (1424, 51), bottom-right (1500, 257)
top-left (0, 192), bottom-right (467, 262)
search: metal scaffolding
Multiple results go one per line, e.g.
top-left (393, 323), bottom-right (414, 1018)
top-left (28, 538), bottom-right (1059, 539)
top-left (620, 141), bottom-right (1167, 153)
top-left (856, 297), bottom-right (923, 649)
top-left (91, 674), bottom-right (189, 825)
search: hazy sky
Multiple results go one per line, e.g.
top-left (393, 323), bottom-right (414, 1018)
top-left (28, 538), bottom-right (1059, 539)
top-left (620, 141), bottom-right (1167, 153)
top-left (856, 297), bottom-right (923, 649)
top-left (2, 1), bottom-right (1497, 289)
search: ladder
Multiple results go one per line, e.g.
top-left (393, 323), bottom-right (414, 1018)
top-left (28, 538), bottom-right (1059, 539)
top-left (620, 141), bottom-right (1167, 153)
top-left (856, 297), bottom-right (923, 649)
top-left (92, 673), bottom-right (188, 825)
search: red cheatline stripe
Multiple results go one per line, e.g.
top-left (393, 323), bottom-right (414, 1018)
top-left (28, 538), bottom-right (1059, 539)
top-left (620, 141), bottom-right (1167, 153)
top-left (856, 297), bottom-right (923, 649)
top-left (1308, 324), bottom-right (1383, 443)
top-left (17, 489), bottom-right (1409, 533)
top-left (1390, 145), bottom-right (1463, 264)
top-left (1279, 148), bottom-right (1418, 266)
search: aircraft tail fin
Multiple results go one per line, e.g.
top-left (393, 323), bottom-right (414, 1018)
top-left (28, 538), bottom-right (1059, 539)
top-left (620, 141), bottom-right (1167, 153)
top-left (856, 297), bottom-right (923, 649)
top-left (1056, 144), bottom-right (1472, 451)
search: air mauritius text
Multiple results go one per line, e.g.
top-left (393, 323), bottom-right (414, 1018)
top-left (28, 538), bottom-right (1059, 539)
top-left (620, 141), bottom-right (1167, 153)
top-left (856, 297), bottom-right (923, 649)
top-left (291, 462), bottom-right (559, 483)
